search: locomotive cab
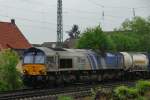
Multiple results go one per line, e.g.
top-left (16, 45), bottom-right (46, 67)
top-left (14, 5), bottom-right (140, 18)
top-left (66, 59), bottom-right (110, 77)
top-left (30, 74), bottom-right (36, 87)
top-left (22, 47), bottom-right (47, 76)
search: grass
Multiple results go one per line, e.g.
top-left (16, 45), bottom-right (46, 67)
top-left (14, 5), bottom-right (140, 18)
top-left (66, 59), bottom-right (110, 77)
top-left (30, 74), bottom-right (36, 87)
top-left (58, 96), bottom-right (73, 100)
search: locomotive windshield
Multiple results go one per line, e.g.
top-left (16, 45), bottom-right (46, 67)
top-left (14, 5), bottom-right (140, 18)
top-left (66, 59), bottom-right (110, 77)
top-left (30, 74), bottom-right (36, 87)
top-left (23, 52), bottom-right (45, 64)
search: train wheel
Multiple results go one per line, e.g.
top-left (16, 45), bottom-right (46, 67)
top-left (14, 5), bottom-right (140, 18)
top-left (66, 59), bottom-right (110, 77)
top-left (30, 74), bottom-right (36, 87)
top-left (47, 75), bottom-right (56, 87)
top-left (63, 75), bottom-right (68, 84)
top-left (97, 75), bottom-right (102, 82)
top-left (56, 75), bottom-right (64, 86)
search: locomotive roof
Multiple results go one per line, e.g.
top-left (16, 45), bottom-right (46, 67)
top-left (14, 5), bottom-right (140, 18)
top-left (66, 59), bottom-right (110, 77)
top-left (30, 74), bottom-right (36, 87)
top-left (64, 49), bottom-right (90, 53)
top-left (28, 47), bottom-right (96, 57)
top-left (56, 48), bottom-right (90, 57)
top-left (36, 47), bottom-right (56, 56)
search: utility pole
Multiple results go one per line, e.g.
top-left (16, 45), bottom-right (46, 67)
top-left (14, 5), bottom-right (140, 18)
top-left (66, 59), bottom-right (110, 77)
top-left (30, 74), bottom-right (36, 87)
top-left (101, 6), bottom-right (104, 30)
top-left (57, 0), bottom-right (63, 48)
top-left (132, 8), bottom-right (136, 17)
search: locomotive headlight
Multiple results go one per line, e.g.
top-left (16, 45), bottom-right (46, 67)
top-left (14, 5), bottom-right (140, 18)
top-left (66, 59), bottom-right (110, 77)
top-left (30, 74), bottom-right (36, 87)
top-left (23, 70), bottom-right (27, 74)
top-left (23, 70), bottom-right (26, 73)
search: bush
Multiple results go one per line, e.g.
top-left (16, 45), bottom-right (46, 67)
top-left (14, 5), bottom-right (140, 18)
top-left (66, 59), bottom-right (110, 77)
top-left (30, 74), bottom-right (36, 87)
top-left (113, 80), bottom-right (150, 100)
top-left (0, 81), bottom-right (9, 91)
top-left (114, 86), bottom-right (138, 100)
top-left (0, 49), bottom-right (23, 91)
top-left (136, 80), bottom-right (150, 96)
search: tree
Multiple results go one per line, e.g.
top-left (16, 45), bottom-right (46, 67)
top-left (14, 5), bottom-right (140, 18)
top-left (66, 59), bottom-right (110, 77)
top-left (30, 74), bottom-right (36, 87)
top-left (110, 33), bottom-right (141, 51)
top-left (120, 16), bottom-right (150, 34)
top-left (76, 26), bottom-right (115, 54)
top-left (76, 17), bottom-right (150, 52)
top-left (63, 25), bottom-right (80, 48)
top-left (0, 49), bottom-right (23, 91)
top-left (67, 24), bottom-right (80, 39)
top-left (117, 17), bottom-right (150, 52)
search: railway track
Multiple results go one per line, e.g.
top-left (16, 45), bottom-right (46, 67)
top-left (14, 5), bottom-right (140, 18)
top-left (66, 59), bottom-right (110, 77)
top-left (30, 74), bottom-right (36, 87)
top-left (0, 85), bottom-right (92, 100)
top-left (0, 80), bottom-right (141, 100)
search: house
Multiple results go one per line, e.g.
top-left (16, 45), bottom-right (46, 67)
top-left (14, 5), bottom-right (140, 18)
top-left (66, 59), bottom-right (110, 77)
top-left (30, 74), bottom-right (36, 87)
top-left (0, 19), bottom-right (32, 55)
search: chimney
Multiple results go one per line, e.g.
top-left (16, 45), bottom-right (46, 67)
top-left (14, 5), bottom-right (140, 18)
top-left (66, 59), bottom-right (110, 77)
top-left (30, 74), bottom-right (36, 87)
top-left (11, 19), bottom-right (15, 24)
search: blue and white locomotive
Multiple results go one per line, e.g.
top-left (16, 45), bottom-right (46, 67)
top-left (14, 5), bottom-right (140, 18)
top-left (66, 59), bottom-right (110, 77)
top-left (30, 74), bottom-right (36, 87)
top-left (22, 47), bottom-right (150, 87)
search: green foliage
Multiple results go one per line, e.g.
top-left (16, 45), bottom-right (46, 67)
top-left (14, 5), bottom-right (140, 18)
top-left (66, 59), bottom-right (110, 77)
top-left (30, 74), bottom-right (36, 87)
top-left (113, 80), bottom-right (150, 100)
top-left (91, 87), bottom-right (102, 99)
top-left (0, 81), bottom-right (9, 91)
top-left (0, 49), bottom-right (23, 91)
top-left (139, 34), bottom-right (150, 51)
top-left (58, 96), bottom-right (73, 100)
top-left (76, 16), bottom-right (150, 52)
top-left (136, 80), bottom-right (150, 95)
top-left (76, 26), bottom-right (115, 53)
top-left (110, 33), bottom-right (140, 51)
top-left (120, 16), bottom-right (150, 35)
top-left (118, 16), bottom-right (150, 52)
top-left (114, 86), bottom-right (139, 100)
top-left (91, 81), bottom-right (150, 99)
top-left (91, 86), bottom-right (113, 100)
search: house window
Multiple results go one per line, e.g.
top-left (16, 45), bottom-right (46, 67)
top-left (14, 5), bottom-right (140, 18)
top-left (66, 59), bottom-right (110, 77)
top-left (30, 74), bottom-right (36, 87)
top-left (60, 59), bottom-right (72, 68)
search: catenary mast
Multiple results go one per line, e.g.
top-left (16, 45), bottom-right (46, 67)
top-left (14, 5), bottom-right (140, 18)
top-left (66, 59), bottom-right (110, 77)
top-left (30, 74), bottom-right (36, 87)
top-left (57, 0), bottom-right (63, 48)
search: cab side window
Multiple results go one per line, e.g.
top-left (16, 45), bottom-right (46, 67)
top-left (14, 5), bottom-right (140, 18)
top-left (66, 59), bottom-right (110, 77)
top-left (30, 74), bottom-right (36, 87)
top-left (59, 59), bottom-right (72, 68)
top-left (46, 57), bottom-right (55, 67)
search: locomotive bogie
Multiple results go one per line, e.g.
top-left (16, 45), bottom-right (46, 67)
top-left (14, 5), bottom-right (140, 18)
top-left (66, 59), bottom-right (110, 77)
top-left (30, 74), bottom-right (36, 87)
top-left (23, 75), bottom-right (47, 87)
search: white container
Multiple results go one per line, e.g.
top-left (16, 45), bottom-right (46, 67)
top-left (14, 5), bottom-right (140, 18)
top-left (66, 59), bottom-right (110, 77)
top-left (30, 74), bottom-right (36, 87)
top-left (120, 52), bottom-right (132, 70)
top-left (131, 53), bottom-right (149, 70)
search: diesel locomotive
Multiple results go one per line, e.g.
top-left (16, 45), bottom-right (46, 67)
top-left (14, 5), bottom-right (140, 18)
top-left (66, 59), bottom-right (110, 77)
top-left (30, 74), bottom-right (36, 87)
top-left (22, 47), bottom-right (150, 87)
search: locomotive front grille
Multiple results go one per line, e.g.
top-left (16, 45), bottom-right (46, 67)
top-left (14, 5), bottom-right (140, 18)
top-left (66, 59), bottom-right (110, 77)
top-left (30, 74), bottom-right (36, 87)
top-left (23, 64), bottom-right (46, 75)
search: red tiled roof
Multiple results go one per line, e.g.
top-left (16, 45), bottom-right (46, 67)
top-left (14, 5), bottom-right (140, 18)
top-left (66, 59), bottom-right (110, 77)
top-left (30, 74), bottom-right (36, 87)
top-left (0, 21), bottom-right (32, 49)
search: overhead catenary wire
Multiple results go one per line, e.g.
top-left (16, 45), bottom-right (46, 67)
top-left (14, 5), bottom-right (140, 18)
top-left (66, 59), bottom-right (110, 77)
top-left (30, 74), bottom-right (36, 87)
top-left (0, 7), bottom-right (143, 31)
top-left (0, 12), bottom-right (108, 29)
top-left (87, 0), bottom-right (104, 8)
top-left (85, 0), bottom-right (149, 26)
top-left (0, 14), bottom-right (72, 27)
top-left (0, 2), bottom-right (148, 20)
top-left (0, 3), bottom-right (100, 14)
top-left (1, 1), bottom-right (148, 16)
top-left (19, 23), bottom-right (56, 31)
top-left (86, 0), bottom-right (150, 9)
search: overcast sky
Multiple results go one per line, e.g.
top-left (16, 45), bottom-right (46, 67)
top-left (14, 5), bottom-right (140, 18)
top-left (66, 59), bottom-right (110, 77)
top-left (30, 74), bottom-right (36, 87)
top-left (0, 0), bottom-right (149, 44)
